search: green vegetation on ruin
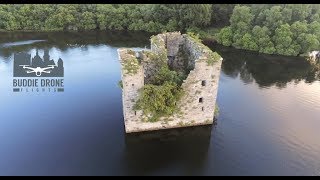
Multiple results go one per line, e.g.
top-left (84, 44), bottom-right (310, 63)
top-left (134, 36), bottom-right (187, 122)
top-left (134, 33), bottom-right (221, 122)
top-left (118, 80), bottom-right (123, 89)
top-left (186, 32), bottom-right (222, 66)
top-left (214, 104), bottom-right (220, 117)
top-left (122, 55), bottom-right (140, 75)
top-left (134, 81), bottom-right (184, 122)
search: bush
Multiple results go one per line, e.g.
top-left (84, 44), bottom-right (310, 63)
top-left (134, 82), bottom-right (184, 122)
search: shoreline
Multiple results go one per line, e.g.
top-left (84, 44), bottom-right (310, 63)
top-left (0, 29), bottom-right (312, 59)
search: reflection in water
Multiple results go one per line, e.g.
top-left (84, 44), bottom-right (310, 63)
top-left (204, 41), bottom-right (320, 88)
top-left (0, 40), bottom-right (46, 48)
top-left (0, 31), bottom-right (152, 59)
top-left (124, 125), bottom-right (212, 175)
top-left (0, 32), bottom-right (320, 175)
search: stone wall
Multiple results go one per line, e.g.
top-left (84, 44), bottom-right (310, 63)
top-left (118, 32), bottom-right (223, 133)
top-left (165, 32), bottom-right (185, 57)
top-left (118, 48), bottom-right (144, 132)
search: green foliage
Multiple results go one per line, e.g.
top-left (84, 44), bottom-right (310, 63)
top-left (186, 31), bottom-right (201, 42)
top-left (118, 80), bottom-right (123, 89)
top-left (211, 4), bottom-right (235, 26)
top-left (207, 52), bottom-right (222, 65)
top-left (5, 4), bottom-right (319, 57)
top-left (123, 56), bottom-right (140, 75)
top-left (251, 25), bottom-right (275, 54)
top-left (134, 82), bottom-right (184, 122)
top-left (214, 104), bottom-right (219, 117)
top-left (134, 54), bottom-right (186, 122)
top-left (230, 5), bottom-right (254, 29)
top-left (134, 40), bottom-right (190, 122)
top-left (79, 11), bottom-right (96, 30)
top-left (273, 24), bottom-right (296, 56)
top-left (150, 66), bottom-right (185, 86)
top-left (241, 33), bottom-right (259, 51)
top-left (0, 4), bottom-right (232, 33)
top-left (216, 27), bottom-right (233, 46)
top-left (217, 4), bottom-right (320, 56)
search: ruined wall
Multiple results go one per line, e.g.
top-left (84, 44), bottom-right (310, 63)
top-left (165, 32), bottom-right (185, 57)
top-left (118, 32), bottom-right (223, 133)
top-left (150, 34), bottom-right (166, 55)
top-left (168, 35), bottom-right (222, 126)
top-left (118, 49), bottom-right (144, 132)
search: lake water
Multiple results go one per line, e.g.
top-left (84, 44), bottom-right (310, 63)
top-left (0, 31), bottom-right (319, 176)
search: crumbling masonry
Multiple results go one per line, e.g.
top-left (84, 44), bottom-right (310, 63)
top-left (118, 32), bottom-right (222, 133)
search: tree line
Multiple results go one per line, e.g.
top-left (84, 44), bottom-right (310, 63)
top-left (0, 4), bottom-right (233, 32)
top-left (2, 4), bottom-right (318, 56)
top-left (216, 4), bottom-right (320, 56)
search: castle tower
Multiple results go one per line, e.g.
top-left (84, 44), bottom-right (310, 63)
top-left (118, 32), bottom-right (222, 133)
top-left (118, 49), bottom-right (144, 132)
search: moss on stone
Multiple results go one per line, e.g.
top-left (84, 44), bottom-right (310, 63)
top-left (214, 103), bottom-right (220, 117)
top-left (127, 49), bottom-right (135, 56)
top-left (122, 55), bottom-right (140, 75)
top-left (186, 32), bottom-right (222, 66)
top-left (118, 80), bottom-right (123, 89)
top-left (207, 51), bottom-right (222, 66)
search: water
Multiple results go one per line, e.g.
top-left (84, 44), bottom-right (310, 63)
top-left (0, 31), bottom-right (319, 176)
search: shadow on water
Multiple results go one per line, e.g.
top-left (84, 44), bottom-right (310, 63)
top-left (123, 125), bottom-right (213, 176)
top-left (204, 41), bottom-right (320, 88)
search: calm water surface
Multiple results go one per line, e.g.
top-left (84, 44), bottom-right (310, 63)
top-left (0, 31), bottom-right (319, 175)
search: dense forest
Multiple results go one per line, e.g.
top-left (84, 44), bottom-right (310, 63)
top-left (1, 4), bottom-right (320, 56)
top-left (216, 4), bottom-right (320, 56)
top-left (0, 4), bottom-right (233, 32)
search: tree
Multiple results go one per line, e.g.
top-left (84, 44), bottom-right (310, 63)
top-left (251, 25), bottom-right (275, 54)
top-left (134, 81), bottom-right (183, 122)
top-left (241, 33), bottom-right (258, 51)
top-left (217, 27), bottom-right (233, 46)
top-left (298, 33), bottom-right (319, 54)
top-left (263, 6), bottom-right (285, 32)
top-left (273, 24), bottom-right (295, 56)
top-left (211, 4), bottom-right (235, 26)
top-left (308, 21), bottom-right (320, 41)
top-left (287, 4), bottom-right (311, 22)
top-left (178, 4), bottom-right (212, 29)
top-left (217, 4), bottom-right (319, 56)
top-left (166, 19), bottom-right (179, 32)
top-left (230, 5), bottom-right (254, 31)
top-left (290, 21), bottom-right (308, 40)
top-left (79, 11), bottom-right (96, 30)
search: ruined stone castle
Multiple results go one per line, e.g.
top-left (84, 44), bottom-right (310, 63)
top-left (118, 32), bottom-right (222, 133)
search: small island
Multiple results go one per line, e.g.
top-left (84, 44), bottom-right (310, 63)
top-left (118, 32), bottom-right (222, 133)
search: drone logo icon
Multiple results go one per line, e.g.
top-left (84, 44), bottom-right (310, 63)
top-left (19, 65), bottom-right (56, 76)
top-left (13, 49), bottom-right (64, 77)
